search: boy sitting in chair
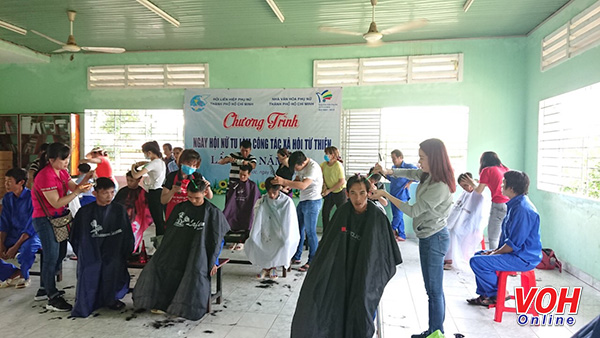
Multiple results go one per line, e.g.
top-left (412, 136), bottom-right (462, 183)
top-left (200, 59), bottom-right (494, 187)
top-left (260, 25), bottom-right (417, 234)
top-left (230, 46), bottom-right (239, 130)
top-left (70, 177), bottom-right (134, 317)
top-left (0, 168), bottom-right (41, 289)
top-left (467, 170), bottom-right (542, 306)
top-left (222, 165), bottom-right (260, 250)
top-left (245, 177), bottom-right (300, 279)
top-left (133, 177), bottom-right (229, 320)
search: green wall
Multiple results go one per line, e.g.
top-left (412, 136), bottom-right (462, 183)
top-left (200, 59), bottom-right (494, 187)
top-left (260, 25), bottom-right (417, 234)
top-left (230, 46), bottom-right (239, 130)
top-left (525, 0), bottom-right (600, 281)
top-left (0, 36), bottom-right (528, 237)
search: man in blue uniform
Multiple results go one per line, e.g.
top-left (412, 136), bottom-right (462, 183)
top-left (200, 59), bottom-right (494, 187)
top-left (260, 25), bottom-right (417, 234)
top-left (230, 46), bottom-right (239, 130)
top-left (386, 149), bottom-right (417, 241)
top-left (467, 170), bottom-right (542, 306)
top-left (0, 168), bottom-right (41, 288)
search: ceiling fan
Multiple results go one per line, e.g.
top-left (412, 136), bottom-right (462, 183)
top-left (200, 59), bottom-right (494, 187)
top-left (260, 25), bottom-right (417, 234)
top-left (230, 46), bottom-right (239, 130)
top-left (31, 10), bottom-right (125, 54)
top-left (319, 0), bottom-right (428, 46)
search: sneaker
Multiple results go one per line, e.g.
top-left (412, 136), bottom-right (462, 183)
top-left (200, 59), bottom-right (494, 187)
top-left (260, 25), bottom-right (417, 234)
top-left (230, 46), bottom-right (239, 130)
top-left (411, 331), bottom-right (429, 338)
top-left (46, 296), bottom-right (73, 312)
top-left (15, 278), bottom-right (30, 289)
top-left (34, 289), bottom-right (66, 301)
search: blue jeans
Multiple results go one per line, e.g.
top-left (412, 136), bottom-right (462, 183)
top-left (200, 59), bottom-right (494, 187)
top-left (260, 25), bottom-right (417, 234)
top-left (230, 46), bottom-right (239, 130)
top-left (293, 199), bottom-right (323, 263)
top-left (32, 217), bottom-right (66, 299)
top-left (470, 251), bottom-right (532, 298)
top-left (7, 236), bottom-right (42, 280)
top-left (419, 227), bottom-right (450, 334)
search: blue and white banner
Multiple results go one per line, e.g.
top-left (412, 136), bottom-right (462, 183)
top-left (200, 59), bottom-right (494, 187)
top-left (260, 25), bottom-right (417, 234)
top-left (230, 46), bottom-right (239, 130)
top-left (184, 88), bottom-right (342, 193)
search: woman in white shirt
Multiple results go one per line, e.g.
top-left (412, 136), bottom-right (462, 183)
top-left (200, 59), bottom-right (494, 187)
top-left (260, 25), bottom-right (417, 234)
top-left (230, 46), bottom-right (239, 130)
top-left (131, 141), bottom-right (166, 236)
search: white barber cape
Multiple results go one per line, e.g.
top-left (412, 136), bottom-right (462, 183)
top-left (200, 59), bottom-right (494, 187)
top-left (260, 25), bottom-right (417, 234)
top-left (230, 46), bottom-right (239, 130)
top-left (445, 189), bottom-right (490, 272)
top-left (245, 193), bottom-right (300, 269)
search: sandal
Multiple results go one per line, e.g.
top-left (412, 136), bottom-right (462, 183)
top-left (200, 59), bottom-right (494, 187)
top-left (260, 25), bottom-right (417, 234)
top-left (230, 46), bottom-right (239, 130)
top-left (298, 264), bottom-right (310, 272)
top-left (291, 259), bottom-right (301, 265)
top-left (256, 269), bottom-right (269, 279)
top-left (466, 295), bottom-right (496, 307)
top-left (269, 268), bottom-right (278, 280)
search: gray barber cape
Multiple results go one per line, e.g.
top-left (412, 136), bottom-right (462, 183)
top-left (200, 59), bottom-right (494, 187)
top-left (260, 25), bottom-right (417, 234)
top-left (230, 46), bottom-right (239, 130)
top-left (133, 200), bottom-right (229, 320)
top-left (291, 201), bottom-right (402, 338)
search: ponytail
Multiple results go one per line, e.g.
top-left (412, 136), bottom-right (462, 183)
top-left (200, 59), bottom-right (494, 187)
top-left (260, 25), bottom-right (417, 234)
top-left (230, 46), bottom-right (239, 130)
top-left (35, 142), bottom-right (71, 178)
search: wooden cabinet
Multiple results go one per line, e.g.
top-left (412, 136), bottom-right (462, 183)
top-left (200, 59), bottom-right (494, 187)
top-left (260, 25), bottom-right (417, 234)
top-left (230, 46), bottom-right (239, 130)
top-left (0, 151), bottom-right (12, 200)
top-left (0, 114), bottom-right (80, 175)
top-left (19, 114), bottom-right (80, 174)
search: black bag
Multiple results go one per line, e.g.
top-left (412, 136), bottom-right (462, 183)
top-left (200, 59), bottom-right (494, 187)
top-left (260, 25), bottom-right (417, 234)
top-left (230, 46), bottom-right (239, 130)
top-left (536, 248), bottom-right (562, 272)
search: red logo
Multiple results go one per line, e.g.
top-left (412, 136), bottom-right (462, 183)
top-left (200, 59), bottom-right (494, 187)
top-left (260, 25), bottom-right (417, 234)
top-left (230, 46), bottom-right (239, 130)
top-left (515, 286), bottom-right (582, 326)
top-left (516, 287), bottom-right (582, 314)
top-left (341, 227), bottom-right (347, 232)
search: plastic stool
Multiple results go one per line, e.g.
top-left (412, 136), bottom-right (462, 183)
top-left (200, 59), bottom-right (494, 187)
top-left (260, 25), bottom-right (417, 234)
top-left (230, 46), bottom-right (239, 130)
top-left (490, 270), bottom-right (537, 322)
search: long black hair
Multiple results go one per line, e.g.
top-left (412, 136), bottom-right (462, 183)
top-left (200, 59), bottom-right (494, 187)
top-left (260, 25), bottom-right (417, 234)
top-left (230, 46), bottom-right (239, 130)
top-left (36, 142), bottom-right (71, 178)
top-left (479, 151), bottom-right (507, 173)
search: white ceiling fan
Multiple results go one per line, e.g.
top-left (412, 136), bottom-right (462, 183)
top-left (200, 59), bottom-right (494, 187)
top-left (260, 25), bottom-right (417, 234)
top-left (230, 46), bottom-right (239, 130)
top-left (31, 10), bottom-right (125, 54)
top-left (319, 0), bottom-right (428, 46)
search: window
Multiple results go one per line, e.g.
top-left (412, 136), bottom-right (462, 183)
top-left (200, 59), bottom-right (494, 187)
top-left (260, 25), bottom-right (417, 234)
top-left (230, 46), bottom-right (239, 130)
top-left (84, 109), bottom-right (184, 175)
top-left (542, 0), bottom-right (600, 71)
top-left (341, 106), bottom-right (469, 177)
top-left (314, 53), bottom-right (463, 87)
top-left (88, 64), bottom-right (209, 89)
top-left (538, 82), bottom-right (600, 199)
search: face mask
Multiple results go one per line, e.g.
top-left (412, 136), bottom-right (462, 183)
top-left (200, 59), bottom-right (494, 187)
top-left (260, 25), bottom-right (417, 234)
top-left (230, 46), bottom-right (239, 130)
top-left (144, 153), bottom-right (151, 160)
top-left (181, 164), bottom-right (197, 175)
top-left (324, 155), bottom-right (330, 162)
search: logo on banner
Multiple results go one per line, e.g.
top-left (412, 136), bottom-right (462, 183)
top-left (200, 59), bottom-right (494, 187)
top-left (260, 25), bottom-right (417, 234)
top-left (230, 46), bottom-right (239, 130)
top-left (515, 286), bottom-right (582, 327)
top-left (190, 95), bottom-right (208, 112)
top-left (316, 90), bottom-right (333, 103)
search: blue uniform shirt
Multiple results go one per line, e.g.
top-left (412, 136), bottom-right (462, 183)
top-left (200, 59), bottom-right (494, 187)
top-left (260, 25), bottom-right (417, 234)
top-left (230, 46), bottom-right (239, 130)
top-left (386, 161), bottom-right (418, 201)
top-left (499, 194), bottom-right (542, 267)
top-left (0, 188), bottom-right (36, 246)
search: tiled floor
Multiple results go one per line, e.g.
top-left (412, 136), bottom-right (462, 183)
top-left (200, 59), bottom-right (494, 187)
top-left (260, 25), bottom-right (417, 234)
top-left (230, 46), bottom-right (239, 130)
top-left (1, 237), bottom-right (598, 338)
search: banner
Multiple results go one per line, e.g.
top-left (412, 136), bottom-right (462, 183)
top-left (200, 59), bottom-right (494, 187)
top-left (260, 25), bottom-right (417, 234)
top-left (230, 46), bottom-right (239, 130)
top-left (184, 88), bottom-right (342, 194)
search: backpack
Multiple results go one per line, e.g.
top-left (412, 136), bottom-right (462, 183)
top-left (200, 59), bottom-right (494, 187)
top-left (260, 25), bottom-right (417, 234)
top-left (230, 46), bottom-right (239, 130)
top-left (536, 248), bottom-right (562, 272)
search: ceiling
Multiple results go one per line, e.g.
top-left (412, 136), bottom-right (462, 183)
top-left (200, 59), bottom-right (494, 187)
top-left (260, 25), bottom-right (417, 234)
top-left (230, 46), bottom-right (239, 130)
top-left (0, 0), bottom-right (572, 54)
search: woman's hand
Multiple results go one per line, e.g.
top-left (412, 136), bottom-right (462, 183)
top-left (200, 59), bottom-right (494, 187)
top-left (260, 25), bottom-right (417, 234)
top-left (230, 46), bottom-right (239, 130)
top-left (373, 163), bottom-right (390, 176)
top-left (75, 183), bottom-right (93, 194)
top-left (370, 189), bottom-right (388, 200)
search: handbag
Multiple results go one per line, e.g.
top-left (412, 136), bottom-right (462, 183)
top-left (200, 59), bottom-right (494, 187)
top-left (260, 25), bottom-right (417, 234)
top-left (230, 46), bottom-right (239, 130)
top-left (34, 183), bottom-right (74, 242)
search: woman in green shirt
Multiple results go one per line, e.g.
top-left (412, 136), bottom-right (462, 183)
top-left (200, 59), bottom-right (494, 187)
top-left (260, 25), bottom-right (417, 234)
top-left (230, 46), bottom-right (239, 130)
top-left (320, 146), bottom-right (346, 233)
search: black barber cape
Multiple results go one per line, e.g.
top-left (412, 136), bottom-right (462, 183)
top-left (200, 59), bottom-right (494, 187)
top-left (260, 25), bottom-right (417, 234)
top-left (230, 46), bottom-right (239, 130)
top-left (133, 200), bottom-right (229, 320)
top-left (70, 202), bottom-right (134, 318)
top-left (291, 200), bottom-right (402, 338)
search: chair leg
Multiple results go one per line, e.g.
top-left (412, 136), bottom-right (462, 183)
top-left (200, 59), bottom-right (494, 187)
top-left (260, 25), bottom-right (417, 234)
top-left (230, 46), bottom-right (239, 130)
top-left (494, 272), bottom-right (509, 322)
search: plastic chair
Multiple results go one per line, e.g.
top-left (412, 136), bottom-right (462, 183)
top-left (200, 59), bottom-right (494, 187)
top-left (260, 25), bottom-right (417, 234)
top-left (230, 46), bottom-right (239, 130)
top-left (489, 270), bottom-right (538, 322)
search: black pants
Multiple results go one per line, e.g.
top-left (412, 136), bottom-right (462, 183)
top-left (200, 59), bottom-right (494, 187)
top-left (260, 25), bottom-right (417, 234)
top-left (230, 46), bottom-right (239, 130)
top-left (147, 188), bottom-right (165, 236)
top-left (321, 190), bottom-right (347, 233)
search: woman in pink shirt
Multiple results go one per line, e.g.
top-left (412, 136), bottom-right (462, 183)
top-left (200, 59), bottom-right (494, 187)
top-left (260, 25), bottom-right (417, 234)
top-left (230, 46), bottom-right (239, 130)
top-left (31, 143), bottom-right (92, 312)
top-left (461, 151), bottom-right (509, 250)
top-left (81, 146), bottom-right (116, 188)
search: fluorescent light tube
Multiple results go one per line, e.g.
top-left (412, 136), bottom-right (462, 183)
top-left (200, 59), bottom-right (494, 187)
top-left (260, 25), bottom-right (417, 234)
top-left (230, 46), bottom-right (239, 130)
top-left (0, 19), bottom-right (27, 35)
top-left (463, 0), bottom-right (475, 12)
top-left (136, 0), bottom-right (180, 27)
top-left (266, 0), bottom-right (285, 23)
